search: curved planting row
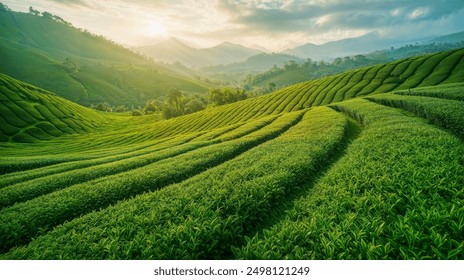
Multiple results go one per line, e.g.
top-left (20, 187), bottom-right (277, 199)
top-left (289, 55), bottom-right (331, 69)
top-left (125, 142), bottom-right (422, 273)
top-left (0, 115), bottom-right (274, 187)
top-left (0, 111), bottom-right (303, 253)
top-left (367, 93), bottom-right (464, 140)
top-left (1, 49), bottom-right (462, 146)
top-left (110, 48), bottom-right (463, 141)
top-left (0, 73), bottom-right (106, 142)
top-left (237, 99), bottom-right (464, 259)
top-left (2, 107), bottom-right (349, 259)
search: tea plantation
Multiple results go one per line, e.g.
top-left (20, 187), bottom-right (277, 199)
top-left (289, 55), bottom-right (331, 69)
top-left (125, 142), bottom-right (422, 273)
top-left (0, 49), bottom-right (463, 259)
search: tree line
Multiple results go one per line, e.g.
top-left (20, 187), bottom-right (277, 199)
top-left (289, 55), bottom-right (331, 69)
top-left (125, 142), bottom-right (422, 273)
top-left (131, 87), bottom-right (249, 119)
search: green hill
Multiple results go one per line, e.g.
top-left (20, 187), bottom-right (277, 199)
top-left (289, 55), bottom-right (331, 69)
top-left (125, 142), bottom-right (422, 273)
top-left (0, 49), bottom-right (463, 260)
top-left (0, 8), bottom-right (209, 106)
top-left (248, 41), bottom-right (464, 89)
top-left (0, 73), bottom-right (107, 143)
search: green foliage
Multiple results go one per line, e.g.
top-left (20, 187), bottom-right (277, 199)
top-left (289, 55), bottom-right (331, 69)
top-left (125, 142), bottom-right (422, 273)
top-left (367, 92), bottom-right (464, 139)
top-left (0, 73), bottom-right (106, 142)
top-left (237, 99), bottom-right (464, 259)
top-left (160, 89), bottom-right (206, 119)
top-left (244, 43), bottom-right (464, 90)
top-left (207, 87), bottom-right (248, 106)
top-left (2, 108), bottom-right (349, 259)
top-left (0, 8), bottom-right (210, 106)
top-left (0, 112), bottom-right (306, 253)
top-left (0, 49), bottom-right (462, 260)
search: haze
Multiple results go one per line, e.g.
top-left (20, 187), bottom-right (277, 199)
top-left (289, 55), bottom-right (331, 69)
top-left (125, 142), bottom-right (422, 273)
top-left (3, 0), bottom-right (464, 51)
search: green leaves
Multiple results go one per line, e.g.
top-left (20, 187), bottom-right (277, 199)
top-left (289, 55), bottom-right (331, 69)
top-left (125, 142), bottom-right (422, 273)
top-left (238, 99), bottom-right (464, 260)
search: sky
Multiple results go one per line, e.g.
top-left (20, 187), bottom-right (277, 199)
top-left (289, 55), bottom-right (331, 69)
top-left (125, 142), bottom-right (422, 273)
top-left (2, 0), bottom-right (464, 51)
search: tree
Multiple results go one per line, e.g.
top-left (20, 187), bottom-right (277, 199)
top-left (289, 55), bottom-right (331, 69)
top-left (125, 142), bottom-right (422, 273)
top-left (166, 89), bottom-right (183, 113)
top-left (131, 110), bottom-right (143, 116)
top-left (143, 99), bottom-right (163, 114)
top-left (267, 82), bottom-right (277, 93)
top-left (114, 105), bottom-right (127, 112)
top-left (207, 87), bottom-right (248, 107)
top-left (42, 11), bottom-right (53, 20)
top-left (62, 57), bottom-right (79, 73)
top-left (185, 99), bottom-right (206, 114)
top-left (0, 3), bottom-right (11, 12)
top-left (29, 6), bottom-right (40, 16)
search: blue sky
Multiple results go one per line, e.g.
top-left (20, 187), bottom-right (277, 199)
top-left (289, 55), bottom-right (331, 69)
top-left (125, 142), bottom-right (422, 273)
top-left (2, 0), bottom-right (464, 50)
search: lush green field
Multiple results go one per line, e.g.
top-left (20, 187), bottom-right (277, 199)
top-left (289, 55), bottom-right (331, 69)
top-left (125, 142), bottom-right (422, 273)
top-left (0, 49), bottom-right (463, 259)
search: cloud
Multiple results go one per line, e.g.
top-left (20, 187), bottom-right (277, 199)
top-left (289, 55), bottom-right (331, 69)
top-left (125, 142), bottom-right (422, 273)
top-left (214, 0), bottom-right (464, 35)
top-left (6, 0), bottom-right (464, 50)
top-left (45, 0), bottom-right (91, 7)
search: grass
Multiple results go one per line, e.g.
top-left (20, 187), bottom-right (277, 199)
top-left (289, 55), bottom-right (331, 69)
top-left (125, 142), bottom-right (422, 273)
top-left (0, 48), bottom-right (463, 260)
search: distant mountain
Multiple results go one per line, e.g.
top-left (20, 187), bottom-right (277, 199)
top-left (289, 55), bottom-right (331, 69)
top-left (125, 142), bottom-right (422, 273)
top-left (0, 8), bottom-right (209, 106)
top-left (284, 32), bottom-right (407, 61)
top-left (137, 38), bottom-right (262, 68)
top-left (429, 31), bottom-right (464, 44)
top-left (203, 53), bottom-right (304, 74)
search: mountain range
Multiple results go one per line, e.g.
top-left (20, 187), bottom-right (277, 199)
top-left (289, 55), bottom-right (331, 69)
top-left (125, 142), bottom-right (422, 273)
top-left (137, 38), bottom-right (262, 68)
top-left (137, 30), bottom-right (464, 71)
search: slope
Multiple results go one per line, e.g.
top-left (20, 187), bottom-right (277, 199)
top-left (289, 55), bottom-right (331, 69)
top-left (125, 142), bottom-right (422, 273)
top-left (0, 73), bottom-right (107, 143)
top-left (0, 47), bottom-right (463, 259)
top-left (0, 8), bottom-right (209, 106)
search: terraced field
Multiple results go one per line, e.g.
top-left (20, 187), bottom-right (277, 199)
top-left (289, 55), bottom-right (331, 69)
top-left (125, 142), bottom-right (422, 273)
top-left (0, 49), bottom-right (463, 259)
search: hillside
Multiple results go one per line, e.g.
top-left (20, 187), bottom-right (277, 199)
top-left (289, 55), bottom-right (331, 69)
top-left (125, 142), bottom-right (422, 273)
top-left (0, 8), bottom-right (210, 106)
top-left (201, 53), bottom-right (305, 82)
top-left (246, 42), bottom-right (464, 89)
top-left (0, 48), bottom-right (463, 259)
top-left (284, 31), bottom-right (407, 60)
top-left (0, 73), bottom-right (107, 143)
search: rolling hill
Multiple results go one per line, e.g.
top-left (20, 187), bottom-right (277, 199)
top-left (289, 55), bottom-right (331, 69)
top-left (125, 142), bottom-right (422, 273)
top-left (0, 48), bottom-right (463, 259)
top-left (0, 8), bottom-right (210, 106)
top-left (0, 73), bottom-right (107, 143)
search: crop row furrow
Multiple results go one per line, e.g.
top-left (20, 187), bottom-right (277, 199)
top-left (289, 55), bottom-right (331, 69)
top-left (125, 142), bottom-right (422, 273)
top-left (322, 70), bottom-right (356, 105)
top-left (302, 84), bottom-right (322, 108)
top-left (1, 107), bottom-right (348, 259)
top-left (273, 86), bottom-right (303, 114)
top-left (0, 110), bottom-right (304, 253)
top-left (293, 83), bottom-right (316, 110)
top-left (237, 99), bottom-right (464, 259)
top-left (445, 54), bottom-right (464, 84)
top-left (355, 63), bottom-right (390, 96)
top-left (392, 83), bottom-right (464, 102)
top-left (397, 52), bottom-right (446, 90)
top-left (0, 114), bottom-right (278, 196)
top-left (282, 84), bottom-right (310, 113)
top-left (0, 132), bottom-right (200, 183)
top-left (313, 73), bottom-right (346, 106)
top-left (419, 50), bottom-right (464, 87)
top-left (366, 94), bottom-right (464, 140)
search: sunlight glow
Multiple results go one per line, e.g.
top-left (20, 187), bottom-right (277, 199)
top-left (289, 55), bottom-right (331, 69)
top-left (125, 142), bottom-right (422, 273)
top-left (146, 20), bottom-right (166, 37)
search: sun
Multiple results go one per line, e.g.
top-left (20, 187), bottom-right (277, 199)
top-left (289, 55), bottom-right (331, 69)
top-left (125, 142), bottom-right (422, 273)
top-left (146, 20), bottom-right (166, 37)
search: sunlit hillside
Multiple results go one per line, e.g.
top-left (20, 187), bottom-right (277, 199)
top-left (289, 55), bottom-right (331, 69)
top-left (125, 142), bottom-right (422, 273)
top-left (0, 7), bottom-right (210, 106)
top-left (0, 47), bottom-right (463, 259)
